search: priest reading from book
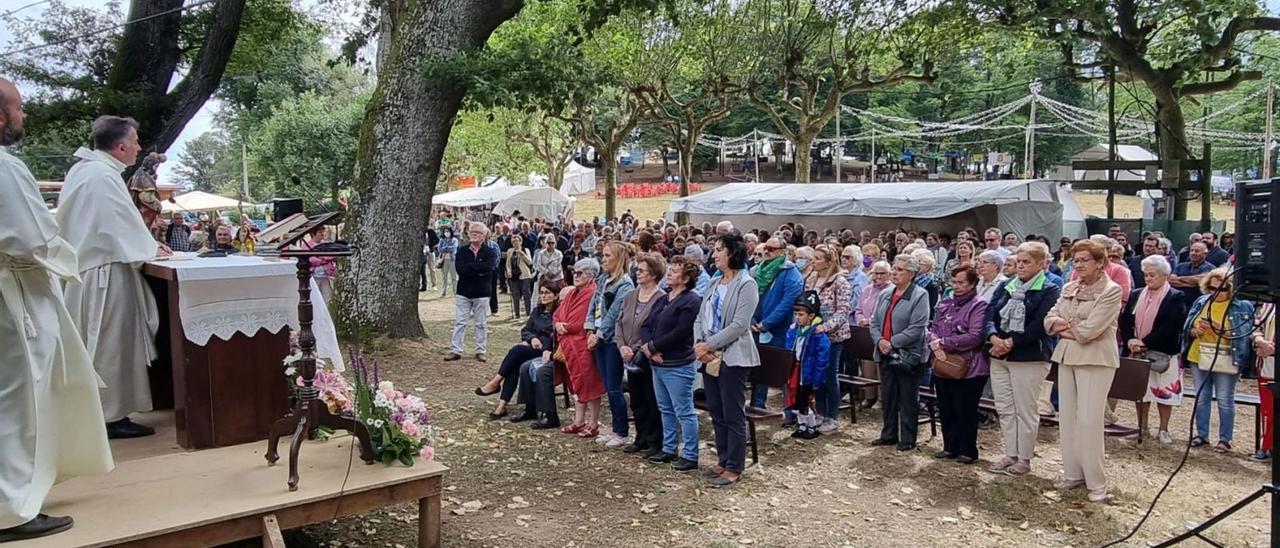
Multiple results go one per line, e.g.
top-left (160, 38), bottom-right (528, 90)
top-left (56, 115), bottom-right (172, 440)
top-left (0, 77), bottom-right (114, 542)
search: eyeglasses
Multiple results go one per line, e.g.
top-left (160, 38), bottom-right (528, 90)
top-left (1206, 284), bottom-right (1224, 292)
top-left (985, 237), bottom-right (998, 242)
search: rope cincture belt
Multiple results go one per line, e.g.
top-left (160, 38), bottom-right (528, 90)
top-left (0, 254), bottom-right (42, 339)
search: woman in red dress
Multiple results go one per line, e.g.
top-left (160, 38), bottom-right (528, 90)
top-left (554, 258), bottom-right (606, 437)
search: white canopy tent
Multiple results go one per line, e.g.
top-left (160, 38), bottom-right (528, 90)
top-left (667, 180), bottom-right (1086, 241)
top-left (1057, 144), bottom-right (1157, 181)
top-left (434, 185), bottom-right (573, 220)
top-left (162, 191), bottom-right (245, 214)
top-left (560, 161), bottom-right (597, 196)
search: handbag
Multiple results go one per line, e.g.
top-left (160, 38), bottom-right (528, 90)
top-left (931, 351), bottom-right (969, 379)
top-left (1141, 350), bottom-right (1172, 374)
top-left (1195, 342), bottom-right (1238, 375)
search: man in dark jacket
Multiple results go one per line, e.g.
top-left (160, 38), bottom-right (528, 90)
top-left (447, 223), bottom-right (498, 362)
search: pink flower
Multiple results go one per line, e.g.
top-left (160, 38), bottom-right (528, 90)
top-left (395, 397), bottom-right (412, 409)
top-left (402, 421), bottom-right (420, 437)
top-left (419, 446), bottom-right (435, 461)
top-left (380, 388), bottom-right (398, 400)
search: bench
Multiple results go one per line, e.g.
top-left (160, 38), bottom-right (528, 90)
top-left (836, 373), bottom-right (880, 423)
top-left (1181, 386), bottom-right (1264, 451)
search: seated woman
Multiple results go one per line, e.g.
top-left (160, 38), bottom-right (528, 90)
top-left (474, 278), bottom-right (563, 420)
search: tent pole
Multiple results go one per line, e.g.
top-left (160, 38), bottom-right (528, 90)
top-left (1107, 64), bottom-right (1117, 218)
top-left (754, 129), bottom-right (761, 183)
top-left (870, 129), bottom-right (877, 183)
top-left (835, 103), bottom-right (842, 183)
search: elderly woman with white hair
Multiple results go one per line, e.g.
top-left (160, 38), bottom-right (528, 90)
top-left (679, 244), bottom-right (713, 297)
top-left (869, 254), bottom-right (933, 451)
top-left (974, 250), bottom-right (1008, 301)
top-left (909, 248), bottom-right (941, 310)
top-left (1118, 254), bottom-right (1187, 444)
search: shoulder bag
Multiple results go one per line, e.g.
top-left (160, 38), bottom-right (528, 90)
top-left (931, 351), bottom-right (969, 379)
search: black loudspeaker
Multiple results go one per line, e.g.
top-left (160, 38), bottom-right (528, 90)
top-left (273, 198), bottom-right (303, 222)
top-left (1235, 178), bottom-right (1280, 300)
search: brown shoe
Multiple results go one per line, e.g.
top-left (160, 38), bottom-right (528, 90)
top-left (443, 353), bottom-right (461, 361)
top-left (475, 353), bottom-right (487, 362)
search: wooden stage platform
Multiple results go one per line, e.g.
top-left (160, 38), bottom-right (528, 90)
top-left (13, 412), bottom-right (447, 547)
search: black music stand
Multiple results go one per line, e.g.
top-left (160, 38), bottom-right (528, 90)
top-left (263, 212), bottom-right (374, 490)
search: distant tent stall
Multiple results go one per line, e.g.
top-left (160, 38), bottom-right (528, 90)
top-left (161, 191), bottom-right (246, 214)
top-left (666, 180), bottom-right (1086, 241)
top-left (433, 185), bottom-right (573, 221)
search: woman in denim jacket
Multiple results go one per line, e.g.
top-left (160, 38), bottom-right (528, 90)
top-left (1181, 267), bottom-right (1256, 453)
top-left (585, 241), bottom-right (636, 448)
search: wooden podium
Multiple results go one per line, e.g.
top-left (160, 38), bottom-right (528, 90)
top-left (263, 213), bottom-right (375, 490)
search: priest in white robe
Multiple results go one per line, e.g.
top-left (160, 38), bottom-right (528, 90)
top-left (0, 78), bottom-right (113, 542)
top-left (56, 115), bottom-right (170, 439)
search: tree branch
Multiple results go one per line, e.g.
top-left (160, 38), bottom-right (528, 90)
top-left (1180, 69), bottom-right (1262, 96)
top-left (154, 0), bottom-right (248, 152)
top-left (1204, 17), bottom-right (1280, 62)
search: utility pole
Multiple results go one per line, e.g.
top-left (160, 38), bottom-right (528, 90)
top-left (1024, 93), bottom-right (1037, 179)
top-left (1107, 64), bottom-right (1117, 218)
top-left (870, 128), bottom-right (877, 183)
top-left (241, 141), bottom-right (250, 205)
top-left (1266, 79), bottom-right (1275, 180)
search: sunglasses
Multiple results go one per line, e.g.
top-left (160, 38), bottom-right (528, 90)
top-left (985, 237), bottom-right (998, 242)
top-left (1206, 284), bottom-right (1224, 292)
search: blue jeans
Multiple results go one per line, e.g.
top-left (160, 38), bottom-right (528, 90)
top-left (652, 363), bottom-right (699, 461)
top-left (1191, 366), bottom-right (1240, 443)
top-left (594, 341), bottom-right (628, 437)
top-left (815, 342), bottom-right (845, 419)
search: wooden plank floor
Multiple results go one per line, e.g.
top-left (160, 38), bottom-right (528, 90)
top-left (13, 416), bottom-right (447, 548)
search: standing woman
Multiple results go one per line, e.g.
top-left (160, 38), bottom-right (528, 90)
top-left (984, 242), bottom-right (1061, 477)
top-left (1252, 303), bottom-right (1276, 461)
top-left (555, 259), bottom-right (607, 438)
top-left (641, 254), bottom-right (705, 469)
top-left (853, 260), bottom-right (892, 408)
top-left (805, 243), bottom-right (853, 434)
top-left (943, 240), bottom-right (977, 286)
top-left (869, 254), bottom-right (932, 451)
top-left (585, 241), bottom-right (636, 448)
top-left (614, 253), bottom-right (666, 457)
top-left (1045, 239), bottom-right (1123, 502)
top-left (505, 234), bottom-right (535, 319)
top-left (436, 226), bottom-right (459, 297)
top-left (694, 232), bottom-right (760, 487)
top-left (974, 250), bottom-right (1007, 302)
top-left (928, 264), bottom-right (989, 464)
top-left (1182, 267), bottom-right (1255, 454)
top-left (533, 234), bottom-right (564, 282)
top-left (1118, 255), bottom-right (1187, 444)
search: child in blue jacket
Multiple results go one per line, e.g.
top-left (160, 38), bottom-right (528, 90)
top-left (785, 290), bottom-right (832, 439)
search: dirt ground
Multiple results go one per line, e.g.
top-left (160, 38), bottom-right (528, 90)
top-left (283, 294), bottom-right (1271, 548)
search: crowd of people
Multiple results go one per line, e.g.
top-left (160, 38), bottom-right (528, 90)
top-left (445, 207), bottom-right (1274, 499)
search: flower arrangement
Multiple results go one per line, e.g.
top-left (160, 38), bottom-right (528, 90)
top-left (349, 349), bottom-right (436, 466)
top-left (279, 349), bottom-right (436, 466)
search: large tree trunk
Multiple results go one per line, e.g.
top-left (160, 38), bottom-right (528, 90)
top-left (337, 0), bottom-right (522, 339)
top-left (793, 132), bottom-right (816, 183)
top-left (602, 158), bottom-right (618, 220)
top-left (1154, 91), bottom-right (1192, 221)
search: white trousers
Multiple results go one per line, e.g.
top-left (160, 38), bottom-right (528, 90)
top-left (1058, 364), bottom-right (1116, 490)
top-left (990, 358), bottom-right (1050, 461)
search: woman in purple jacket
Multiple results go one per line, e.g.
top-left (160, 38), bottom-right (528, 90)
top-left (927, 264), bottom-right (990, 464)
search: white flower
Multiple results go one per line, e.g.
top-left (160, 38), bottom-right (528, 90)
top-left (378, 381), bottom-right (394, 391)
top-left (374, 419), bottom-right (385, 428)
top-left (366, 418), bottom-right (375, 426)
top-left (283, 353), bottom-right (301, 365)
top-left (284, 366), bottom-right (296, 376)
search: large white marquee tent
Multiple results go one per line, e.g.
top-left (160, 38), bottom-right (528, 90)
top-left (433, 185), bottom-right (573, 220)
top-left (667, 180), bottom-right (1086, 241)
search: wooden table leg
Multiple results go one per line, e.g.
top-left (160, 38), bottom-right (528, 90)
top-left (419, 495), bottom-right (440, 548)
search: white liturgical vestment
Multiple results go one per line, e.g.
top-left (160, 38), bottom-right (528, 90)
top-left (56, 147), bottom-right (160, 422)
top-left (0, 147), bottom-right (113, 528)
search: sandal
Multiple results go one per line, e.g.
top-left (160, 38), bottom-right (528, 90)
top-left (474, 386), bottom-right (499, 397)
top-left (560, 423), bottom-right (584, 434)
top-left (1189, 436), bottom-right (1208, 448)
top-left (709, 473), bottom-right (740, 488)
top-left (487, 410), bottom-right (507, 421)
top-left (577, 425), bottom-right (599, 438)
top-left (701, 465), bottom-right (725, 479)
top-left (1214, 441), bottom-right (1232, 453)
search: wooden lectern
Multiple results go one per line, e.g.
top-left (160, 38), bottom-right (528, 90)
top-left (264, 212), bottom-right (375, 490)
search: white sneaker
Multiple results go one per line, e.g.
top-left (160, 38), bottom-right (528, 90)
top-left (606, 435), bottom-right (630, 448)
top-left (1158, 431), bottom-right (1173, 445)
top-left (595, 433), bottom-right (612, 445)
top-left (817, 417), bottom-right (839, 434)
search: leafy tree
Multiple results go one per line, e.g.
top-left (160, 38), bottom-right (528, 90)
top-left (248, 90), bottom-right (368, 204)
top-left (172, 131), bottom-right (241, 192)
top-left (743, 0), bottom-right (966, 182)
top-left (438, 109), bottom-right (540, 187)
top-left (976, 0), bottom-right (1280, 218)
top-left (2, 0), bottom-right (312, 159)
top-left (500, 109), bottom-right (577, 190)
